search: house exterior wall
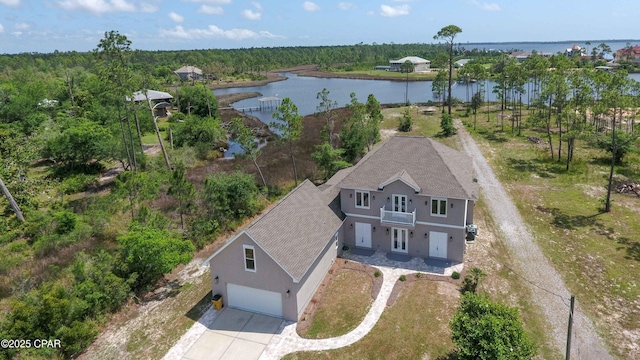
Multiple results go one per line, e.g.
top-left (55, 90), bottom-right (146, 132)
top-left (295, 230), bottom-right (340, 316)
top-left (209, 233), bottom-right (297, 320)
top-left (340, 180), bottom-right (468, 263)
top-left (414, 63), bottom-right (430, 71)
top-left (209, 230), bottom-right (342, 321)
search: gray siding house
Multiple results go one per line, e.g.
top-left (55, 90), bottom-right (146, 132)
top-left (337, 136), bottom-right (477, 264)
top-left (206, 180), bottom-right (344, 321)
top-left (206, 136), bottom-right (477, 321)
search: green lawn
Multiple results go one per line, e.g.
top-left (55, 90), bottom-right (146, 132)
top-left (298, 269), bottom-right (373, 339)
top-left (284, 280), bottom-right (457, 360)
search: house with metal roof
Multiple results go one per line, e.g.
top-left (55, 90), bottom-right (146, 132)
top-left (127, 90), bottom-right (173, 117)
top-left (389, 56), bottom-right (431, 72)
top-left (205, 136), bottom-right (477, 321)
top-left (174, 65), bottom-right (204, 81)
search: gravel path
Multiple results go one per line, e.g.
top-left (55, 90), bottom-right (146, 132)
top-left (456, 121), bottom-right (612, 360)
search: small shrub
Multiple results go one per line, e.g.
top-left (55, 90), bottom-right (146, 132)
top-left (342, 245), bottom-right (350, 251)
top-left (397, 109), bottom-right (413, 132)
top-left (416, 272), bottom-right (423, 278)
top-left (451, 271), bottom-right (461, 279)
top-left (399, 274), bottom-right (407, 282)
top-left (374, 270), bottom-right (381, 278)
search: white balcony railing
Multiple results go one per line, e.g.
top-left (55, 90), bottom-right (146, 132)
top-left (380, 206), bottom-right (416, 227)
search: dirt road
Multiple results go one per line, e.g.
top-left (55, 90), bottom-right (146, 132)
top-left (455, 121), bottom-right (613, 360)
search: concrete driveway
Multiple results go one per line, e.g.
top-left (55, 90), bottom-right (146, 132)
top-left (179, 308), bottom-right (282, 360)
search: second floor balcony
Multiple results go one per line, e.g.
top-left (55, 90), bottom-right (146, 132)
top-left (380, 206), bottom-right (416, 227)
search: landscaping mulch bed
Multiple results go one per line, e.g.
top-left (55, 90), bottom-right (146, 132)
top-left (296, 260), bottom-right (382, 335)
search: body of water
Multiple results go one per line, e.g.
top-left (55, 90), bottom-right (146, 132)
top-left (461, 40), bottom-right (640, 55)
top-left (216, 41), bottom-right (640, 156)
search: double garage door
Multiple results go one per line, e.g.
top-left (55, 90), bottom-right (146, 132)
top-left (226, 283), bottom-right (283, 318)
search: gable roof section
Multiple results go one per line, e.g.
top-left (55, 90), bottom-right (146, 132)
top-left (390, 56), bottom-right (430, 64)
top-left (205, 179), bottom-right (343, 283)
top-left (174, 65), bottom-right (203, 75)
top-left (378, 170), bottom-right (421, 192)
top-left (246, 180), bottom-right (343, 282)
top-left (337, 136), bottom-right (478, 200)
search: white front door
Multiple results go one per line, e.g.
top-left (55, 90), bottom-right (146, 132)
top-left (429, 231), bottom-right (448, 259)
top-left (391, 228), bottom-right (408, 253)
top-left (355, 222), bottom-right (372, 248)
top-left (227, 283), bottom-right (283, 317)
top-left (393, 194), bottom-right (407, 212)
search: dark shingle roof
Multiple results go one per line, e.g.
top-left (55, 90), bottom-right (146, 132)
top-left (337, 136), bottom-right (478, 200)
top-left (246, 180), bottom-right (343, 282)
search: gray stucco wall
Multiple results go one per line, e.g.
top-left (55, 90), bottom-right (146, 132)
top-left (209, 233), bottom-right (297, 321)
top-left (295, 231), bottom-right (339, 316)
top-left (340, 182), bottom-right (469, 228)
top-left (340, 181), bottom-right (469, 263)
top-left (209, 230), bottom-right (342, 321)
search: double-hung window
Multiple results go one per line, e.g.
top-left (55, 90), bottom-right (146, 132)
top-left (355, 190), bottom-right (370, 209)
top-left (431, 198), bottom-right (447, 217)
top-left (243, 245), bottom-right (256, 272)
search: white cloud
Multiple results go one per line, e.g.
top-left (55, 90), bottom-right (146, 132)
top-left (302, 1), bottom-right (320, 12)
top-left (252, 1), bottom-right (262, 11)
top-left (169, 11), bottom-right (184, 22)
top-left (470, 0), bottom-right (501, 11)
top-left (140, 2), bottom-right (158, 12)
top-left (338, 2), bottom-right (355, 10)
top-left (160, 25), bottom-right (284, 41)
top-left (0, 23), bottom-right (4, 33)
top-left (243, 9), bottom-right (261, 20)
top-left (380, 4), bottom-right (409, 17)
top-left (56, 0), bottom-right (136, 14)
top-left (0, 0), bottom-right (20, 7)
top-left (182, 0), bottom-right (231, 3)
top-left (14, 22), bottom-right (30, 30)
top-left (198, 5), bottom-right (223, 14)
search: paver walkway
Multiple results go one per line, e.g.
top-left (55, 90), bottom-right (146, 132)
top-left (259, 255), bottom-right (460, 360)
top-left (164, 252), bottom-right (459, 360)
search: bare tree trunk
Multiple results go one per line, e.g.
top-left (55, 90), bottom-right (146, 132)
top-left (146, 97), bottom-right (172, 170)
top-left (289, 140), bottom-right (298, 187)
top-left (605, 111), bottom-right (617, 212)
top-left (251, 156), bottom-right (267, 187)
top-left (0, 176), bottom-right (25, 222)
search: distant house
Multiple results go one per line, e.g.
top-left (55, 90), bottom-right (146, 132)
top-left (565, 44), bottom-right (584, 57)
top-left (128, 90), bottom-right (173, 117)
top-left (615, 45), bottom-right (640, 62)
top-left (174, 65), bottom-right (203, 81)
top-left (389, 56), bottom-right (431, 72)
top-left (455, 58), bottom-right (472, 67)
top-left (205, 136), bottom-right (478, 321)
top-left (509, 51), bottom-right (531, 61)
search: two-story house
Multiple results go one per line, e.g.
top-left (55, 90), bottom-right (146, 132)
top-left (205, 136), bottom-right (478, 321)
top-left (337, 136), bottom-right (478, 263)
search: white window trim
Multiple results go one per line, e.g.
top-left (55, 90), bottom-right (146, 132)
top-left (391, 227), bottom-right (409, 253)
top-left (431, 198), bottom-right (447, 217)
top-left (243, 244), bottom-right (256, 272)
top-left (355, 190), bottom-right (370, 209)
top-left (335, 233), bottom-right (339, 249)
top-left (392, 194), bottom-right (408, 213)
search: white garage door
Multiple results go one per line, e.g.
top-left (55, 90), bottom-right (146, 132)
top-left (227, 283), bottom-right (283, 318)
top-left (429, 231), bottom-right (448, 259)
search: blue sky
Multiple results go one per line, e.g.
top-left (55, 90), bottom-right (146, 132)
top-left (1, 0), bottom-right (639, 54)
